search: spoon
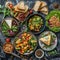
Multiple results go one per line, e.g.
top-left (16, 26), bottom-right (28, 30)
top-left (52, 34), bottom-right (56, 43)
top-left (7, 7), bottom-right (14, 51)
top-left (9, 52), bottom-right (21, 59)
top-left (35, 49), bottom-right (44, 60)
top-left (3, 42), bottom-right (21, 59)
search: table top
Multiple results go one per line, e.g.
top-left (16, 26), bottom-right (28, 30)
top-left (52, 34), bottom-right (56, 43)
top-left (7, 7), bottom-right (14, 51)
top-left (0, 0), bottom-right (60, 60)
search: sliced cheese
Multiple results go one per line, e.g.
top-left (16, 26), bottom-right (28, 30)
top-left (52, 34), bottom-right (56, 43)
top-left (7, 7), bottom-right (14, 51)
top-left (33, 1), bottom-right (41, 11)
top-left (40, 35), bottom-right (51, 46)
top-left (5, 19), bottom-right (12, 28)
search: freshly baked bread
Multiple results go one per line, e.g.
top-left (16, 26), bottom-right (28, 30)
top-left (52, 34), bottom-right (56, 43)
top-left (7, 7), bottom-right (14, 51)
top-left (33, 1), bottom-right (41, 11)
top-left (39, 6), bottom-right (48, 15)
top-left (14, 5), bottom-right (20, 12)
top-left (41, 11), bottom-right (48, 15)
top-left (18, 1), bottom-right (25, 10)
top-left (40, 7), bottom-right (48, 12)
top-left (24, 5), bottom-right (28, 13)
top-left (40, 1), bottom-right (47, 8)
top-left (14, 1), bottom-right (28, 13)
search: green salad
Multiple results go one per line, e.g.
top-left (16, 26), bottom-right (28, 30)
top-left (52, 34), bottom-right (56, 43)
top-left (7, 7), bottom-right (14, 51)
top-left (2, 18), bottom-right (19, 36)
top-left (28, 15), bottom-right (43, 32)
top-left (46, 10), bottom-right (60, 32)
top-left (15, 32), bottom-right (37, 54)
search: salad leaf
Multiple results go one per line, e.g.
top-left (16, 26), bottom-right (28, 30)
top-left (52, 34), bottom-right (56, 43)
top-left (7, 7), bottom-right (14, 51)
top-left (0, 6), bottom-right (12, 18)
top-left (46, 10), bottom-right (60, 32)
top-left (48, 50), bottom-right (57, 55)
top-left (46, 10), bottom-right (60, 20)
top-left (3, 8), bottom-right (11, 18)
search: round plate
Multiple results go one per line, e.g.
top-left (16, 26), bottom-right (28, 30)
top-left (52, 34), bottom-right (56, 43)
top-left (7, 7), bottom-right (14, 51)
top-left (14, 32), bottom-right (38, 55)
top-left (26, 12), bottom-right (46, 34)
top-left (1, 17), bottom-right (19, 37)
top-left (39, 31), bottom-right (57, 51)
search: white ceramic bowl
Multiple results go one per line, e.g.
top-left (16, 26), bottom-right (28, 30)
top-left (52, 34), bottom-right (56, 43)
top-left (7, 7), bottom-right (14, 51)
top-left (35, 49), bottom-right (44, 59)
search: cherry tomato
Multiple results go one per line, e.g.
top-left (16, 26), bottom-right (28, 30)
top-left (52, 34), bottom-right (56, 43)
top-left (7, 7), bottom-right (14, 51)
top-left (29, 9), bottom-right (33, 14)
top-left (6, 38), bottom-right (11, 42)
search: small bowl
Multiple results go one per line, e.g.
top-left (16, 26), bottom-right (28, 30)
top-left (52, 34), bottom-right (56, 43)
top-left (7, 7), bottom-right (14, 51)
top-left (26, 12), bottom-right (46, 34)
top-left (35, 49), bottom-right (44, 59)
top-left (3, 42), bottom-right (14, 54)
top-left (38, 31), bottom-right (57, 51)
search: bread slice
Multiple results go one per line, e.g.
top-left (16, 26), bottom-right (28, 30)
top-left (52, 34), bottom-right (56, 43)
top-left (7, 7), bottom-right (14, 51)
top-left (40, 35), bottom-right (51, 46)
top-left (40, 7), bottom-right (48, 12)
top-left (33, 1), bottom-right (41, 11)
top-left (14, 2), bottom-right (28, 13)
top-left (41, 11), bottom-right (48, 15)
top-left (18, 1), bottom-right (25, 10)
top-left (24, 5), bottom-right (28, 13)
top-left (19, 5), bottom-right (28, 13)
top-left (40, 1), bottom-right (47, 8)
top-left (14, 5), bottom-right (20, 12)
top-left (40, 6), bottom-right (48, 15)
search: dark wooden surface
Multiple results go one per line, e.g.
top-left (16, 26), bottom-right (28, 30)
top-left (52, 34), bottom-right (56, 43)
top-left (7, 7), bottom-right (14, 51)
top-left (0, 0), bottom-right (60, 60)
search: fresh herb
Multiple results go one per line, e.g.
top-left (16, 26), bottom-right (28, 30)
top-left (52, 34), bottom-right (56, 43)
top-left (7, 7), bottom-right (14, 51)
top-left (48, 50), bottom-right (57, 55)
top-left (0, 5), bottom-right (13, 18)
top-left (3, 8), bottom-right (11, 18)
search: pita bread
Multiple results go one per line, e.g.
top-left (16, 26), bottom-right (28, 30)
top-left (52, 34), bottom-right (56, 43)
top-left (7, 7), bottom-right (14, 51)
top-left (40, 35), bottom-right (51, 46)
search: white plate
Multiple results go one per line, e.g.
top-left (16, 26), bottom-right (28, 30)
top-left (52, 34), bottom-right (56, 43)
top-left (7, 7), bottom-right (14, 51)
top-left (39, 31), bottom-right (57, 51)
